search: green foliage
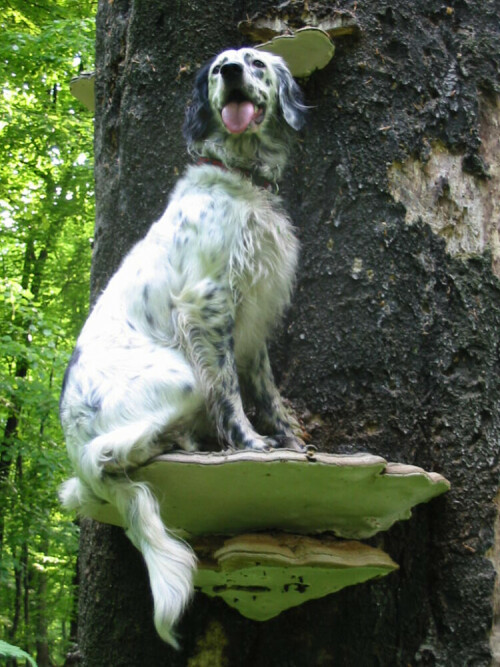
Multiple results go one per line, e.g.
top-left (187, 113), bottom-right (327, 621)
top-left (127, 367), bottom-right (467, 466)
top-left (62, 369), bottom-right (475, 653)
top-left (0, 1), bottom-right (96, 663)
top-left (0, 639), bottom-right (38, 666)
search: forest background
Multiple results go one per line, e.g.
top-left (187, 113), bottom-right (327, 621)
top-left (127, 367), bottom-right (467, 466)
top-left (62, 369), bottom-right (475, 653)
top-left (0, 1), bottom-right (96, 664)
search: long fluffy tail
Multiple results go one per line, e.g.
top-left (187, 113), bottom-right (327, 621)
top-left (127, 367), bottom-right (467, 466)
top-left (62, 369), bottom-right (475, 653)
top-left (60, 476), bottom-right (196, 648)
top-left (119, 481), bottom-right (196, 648)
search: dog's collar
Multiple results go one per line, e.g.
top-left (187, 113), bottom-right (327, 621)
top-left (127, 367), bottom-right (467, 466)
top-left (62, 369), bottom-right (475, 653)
top-left (196, 157), bottom-right (278, 193)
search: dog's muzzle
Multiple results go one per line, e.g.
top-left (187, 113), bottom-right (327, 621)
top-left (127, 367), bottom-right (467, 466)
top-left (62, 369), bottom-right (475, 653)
top-left (219, 62), bottom-right (265, 135)
top-left (220, 62), bottom-right (244, 85)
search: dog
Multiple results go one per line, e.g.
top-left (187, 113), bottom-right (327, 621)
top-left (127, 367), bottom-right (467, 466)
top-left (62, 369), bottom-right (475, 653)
top-left (59, 47), bottom-right (307, 647)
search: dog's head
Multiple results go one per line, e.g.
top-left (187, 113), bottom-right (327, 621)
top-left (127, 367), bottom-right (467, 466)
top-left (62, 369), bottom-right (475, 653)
top-left (183, 48), bottom-right (307, 180)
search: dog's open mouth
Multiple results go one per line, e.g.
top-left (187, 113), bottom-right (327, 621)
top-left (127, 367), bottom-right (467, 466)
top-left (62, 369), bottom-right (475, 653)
top-left (221, 90), bottom-right (265, 134)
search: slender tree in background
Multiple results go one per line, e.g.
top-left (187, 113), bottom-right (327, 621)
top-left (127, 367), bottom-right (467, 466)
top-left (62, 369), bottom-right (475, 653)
top-left (82, 0), bottom-right (500, 664)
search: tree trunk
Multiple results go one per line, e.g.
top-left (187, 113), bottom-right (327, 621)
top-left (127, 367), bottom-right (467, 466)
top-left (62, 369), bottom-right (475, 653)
top-left (79, 1), bottom-right (500, 664)
top-left (35, 538), bottom-right (51, 667)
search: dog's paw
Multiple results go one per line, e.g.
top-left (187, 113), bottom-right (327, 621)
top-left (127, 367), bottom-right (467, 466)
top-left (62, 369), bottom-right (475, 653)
top-left (243, 435), bottom-right (277, 452)
top-left (272, 434), bottom-right (307, 451)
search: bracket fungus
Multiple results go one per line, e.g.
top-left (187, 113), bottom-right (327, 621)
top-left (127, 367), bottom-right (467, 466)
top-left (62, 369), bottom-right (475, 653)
top-left (89, 450), bottom-right (450, 539)
top-left (256, 27), bottom-right (335, 79)
top-left (193, 533), bottom-right (398, 621)
top-left (69, 72), bottom-right (95, 112)
top-left (87, 450), bottom-right (449, 619)
top-left (239, 8), bottom-right (360, 78)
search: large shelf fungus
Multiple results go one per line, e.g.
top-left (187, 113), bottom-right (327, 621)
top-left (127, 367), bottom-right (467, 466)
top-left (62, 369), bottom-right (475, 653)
top-left (86, 450), bottom-right (449, 619)
top-left (89, 450), bottom-right (450, 539)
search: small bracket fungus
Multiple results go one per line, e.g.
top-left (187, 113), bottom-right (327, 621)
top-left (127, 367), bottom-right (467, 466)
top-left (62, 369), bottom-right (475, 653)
top-left (193, 533), bottom-right (398, 621)
top-left (239, 8), bottom-right (360, 78)
top-left (69, 72), bottom-right (95, 112)
top-left (86, 450), bottom-right (449, 619)
top-left (256, 27), bottom-right (335, 79)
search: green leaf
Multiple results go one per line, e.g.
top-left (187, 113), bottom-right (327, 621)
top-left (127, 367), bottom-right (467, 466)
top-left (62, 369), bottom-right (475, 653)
top-left (0, 639), bottom-right (38, 666)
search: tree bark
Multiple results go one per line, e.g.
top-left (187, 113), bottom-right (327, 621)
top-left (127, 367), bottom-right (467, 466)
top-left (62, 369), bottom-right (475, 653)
top-left (79, 0), bottom-right (500, 664)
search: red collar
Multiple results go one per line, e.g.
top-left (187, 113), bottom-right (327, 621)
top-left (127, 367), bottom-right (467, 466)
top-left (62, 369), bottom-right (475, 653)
top-left (196, 157), bottom-right (278, 193)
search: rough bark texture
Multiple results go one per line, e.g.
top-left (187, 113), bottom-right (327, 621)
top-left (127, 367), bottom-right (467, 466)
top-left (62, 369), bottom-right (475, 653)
top-left (79, 0), bottom-right (500, 665)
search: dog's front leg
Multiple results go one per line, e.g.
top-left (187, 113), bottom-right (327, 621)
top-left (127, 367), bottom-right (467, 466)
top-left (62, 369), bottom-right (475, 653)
top-left (242, 347), bottom-right (305, 451)
top-left (174, 280), bottom-right (272, 451)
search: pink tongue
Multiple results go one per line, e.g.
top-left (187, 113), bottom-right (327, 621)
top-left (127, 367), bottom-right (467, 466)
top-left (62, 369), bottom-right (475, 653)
top-left (221, 101), bottom-right (255, 134)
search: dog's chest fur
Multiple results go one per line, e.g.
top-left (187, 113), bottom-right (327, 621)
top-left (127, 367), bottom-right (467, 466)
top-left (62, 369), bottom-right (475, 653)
top-left (79, 165), bottom-right (298, 370)
top-left (146, 165), bottom-right (298, 360)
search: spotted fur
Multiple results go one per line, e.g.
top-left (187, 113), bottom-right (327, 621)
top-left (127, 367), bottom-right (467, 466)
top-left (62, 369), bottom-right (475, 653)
top-left (59, 48), bottom-right (307, 647)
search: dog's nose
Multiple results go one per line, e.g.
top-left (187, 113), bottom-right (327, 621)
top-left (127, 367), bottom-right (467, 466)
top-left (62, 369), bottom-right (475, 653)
top-left (220, 63), bottom-right (243, 84)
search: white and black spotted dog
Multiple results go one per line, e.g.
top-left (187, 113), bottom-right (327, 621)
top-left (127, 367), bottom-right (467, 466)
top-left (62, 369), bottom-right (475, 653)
top-left (59, 48), bottom-right (307, 647)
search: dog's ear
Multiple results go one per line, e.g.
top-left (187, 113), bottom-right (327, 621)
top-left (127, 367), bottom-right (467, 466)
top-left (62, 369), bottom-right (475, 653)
top-left (183, 59), bottom-right (215, 145)
top-left (274, 61), bottom-right (308, 131)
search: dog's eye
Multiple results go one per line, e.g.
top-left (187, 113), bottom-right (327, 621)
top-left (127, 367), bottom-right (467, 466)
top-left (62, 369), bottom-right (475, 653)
top-left (212, 65), bottom-right (221, 75)
top-left (252, 59), bottom-right (266, 69)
